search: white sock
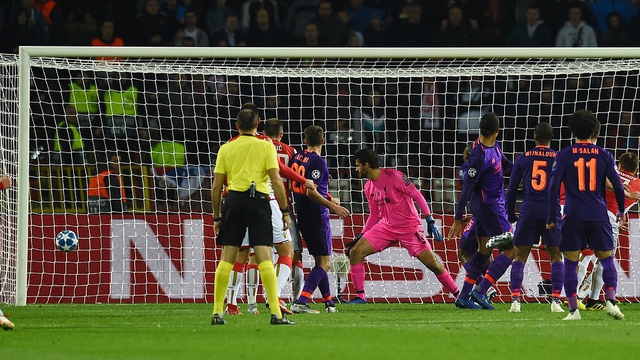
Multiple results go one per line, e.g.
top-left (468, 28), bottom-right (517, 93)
top-left (275, 262), bottom-right (292, 299)
top-left (226, 269), bottom-right (243, 306)
top-left (292, 264), bottom-right (304, 302)
top-left (577, 254), bottom-right (595, 291)
top-left (246, 266), bottom-right (260, 304)
top-left (589, 262), bottom-right (604, 301)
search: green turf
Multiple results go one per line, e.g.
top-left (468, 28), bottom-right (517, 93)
top-left (2, 302), bottom-right (639, 359)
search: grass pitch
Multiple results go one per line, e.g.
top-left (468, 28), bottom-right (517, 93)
top-left (2, 302), bottom-right (640, 360)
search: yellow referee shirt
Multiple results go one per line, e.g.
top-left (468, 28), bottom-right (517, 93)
top-left (214, 135), bottom-right (279, 195)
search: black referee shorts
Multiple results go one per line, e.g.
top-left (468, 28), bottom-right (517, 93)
top-left (217, 190), bottom-right (273, 247)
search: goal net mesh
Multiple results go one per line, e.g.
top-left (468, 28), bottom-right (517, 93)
top-left (0, 54), bottom-right (18, 305)
top-left (13, 53), bottom-right (640, 304)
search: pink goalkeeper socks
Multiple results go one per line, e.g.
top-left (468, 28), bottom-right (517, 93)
top-left (350, 262), bottom-right (366, 299)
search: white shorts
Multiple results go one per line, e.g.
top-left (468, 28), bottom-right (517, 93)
top-left (241, 199), bottom-right (291, 247)
top-left (607, 210), bottom-right (620, 252)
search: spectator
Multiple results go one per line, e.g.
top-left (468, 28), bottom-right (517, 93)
top-left (352, 86), bottom-right (392, 165)
top-left (91, 0), bottom-right (137, 44)
top-left (454, 77), bottom-right (493, 141)
top-left (33, 0), bottom-right (63, 45)
top-left (162, 0), bottom-right (186, 26)
top-left (481, 0), bottom-right (517, 46)
top-left (300, 21), bottom-right (320, 46)
top-left (91, 19), bottom-right (125, 61)
top-left (389, 3), bottom-right (433, 47)
top-left (66, 70), bottom-right (100, 145)
top-left (53, 105), bottom-right (86, 165)
top-left (421, 77), bottom-right (442, 130)
top-left (555, 5), bottom-right (598, 47)
top-left (548, 0), bottom-right (598, 35)
top-left (133, 0), bottom-right (172, 46)
top-left (433, 5), bottom-right (481, 47)
top-left (247, 8), bottom-right (288, 46)
top-left (336, 8), bottom-right (350, 29)
top-left (205, 0), bottom-right (232, 35)
top-left (151, 140), bottom-right (210, 211)
top-left (284, 0), bottom-right (321, 42)
top-left (2, 6), bottom-right (48, 52)
top-left (179, 35), bottom-right (195, 46)
top-left (174, 10), bottom-right (209, 46)
top-left (87, 152), bottom-right (129, 213)
top-left (598, 12), bottom-right (631, 47)
top-left (346, 30), bottom-right (364, 47)
top-left (210, 11), bottom-right (247, 46)
top-left (313, 1), bottom-right (348, 47)
top-left (347, 0), bottom-right (380, 33)
top-left (63, 1), bottom-right (97, 45)
top-left (505, 5), bottom-right (553, 47)
top-left (363, 14), bottom-right (389, 46)
top-left (606, 109), bottom-right (639, 159)
top-left (157, 73), bottom-right (206, 146)
top-left (590, 0), bottom-right (637, 34)
top-left (240, 0), bottom-right (281, 32)
top-left (103, 72), bottom-right (140, 159)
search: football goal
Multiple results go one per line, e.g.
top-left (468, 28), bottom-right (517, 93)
top-left (6, 46), bottom-right (640, 305)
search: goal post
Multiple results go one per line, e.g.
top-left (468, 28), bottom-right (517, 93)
top-left (12, 46), bottom-right (640, 305)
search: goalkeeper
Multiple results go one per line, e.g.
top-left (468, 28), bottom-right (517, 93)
top-left (346, 149), bottom-right (459, 304)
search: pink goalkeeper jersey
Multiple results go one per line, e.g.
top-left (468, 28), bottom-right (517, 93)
top-left (363, 169), bottom-right (425, 231)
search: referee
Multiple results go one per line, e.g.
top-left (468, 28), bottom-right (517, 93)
top-left (210, 109), bottom-right (294, 325)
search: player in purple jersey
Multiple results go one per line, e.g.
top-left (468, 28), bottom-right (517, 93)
top-left (449, 113), bottom-right (514, 310)
top-left (506, 122), bottom-right (564, 313)
top-left (290, 125), bottom-right (350, 314)
top-left (458, 143), bottom-right (499, 302)
top-left (546, 110), bottom-right (626, 320)
top-left (345, 148), bottom-right (459, 303)
top-left (458, 143), bottom-right (478, 264)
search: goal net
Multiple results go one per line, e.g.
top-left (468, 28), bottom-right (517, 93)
top-left (10, 47), bottom-right (640, 305)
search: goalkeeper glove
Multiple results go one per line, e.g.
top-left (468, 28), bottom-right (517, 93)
top-left (426, 216), bottom-right (443, 242)
top-left (345, 233), bottom-right (363, 257)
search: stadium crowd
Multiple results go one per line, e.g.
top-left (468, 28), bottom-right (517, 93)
top-left (12, 0), bottom-right (640, 213)
top-left (3, 0), bottom-right (640, 51)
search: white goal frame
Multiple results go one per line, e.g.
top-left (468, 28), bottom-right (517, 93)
top-left (16, 46), bottom-right (640, 306)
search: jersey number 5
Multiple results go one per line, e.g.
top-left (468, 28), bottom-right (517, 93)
top-left (531, 160), bottom-right (548, 191)
top-left (574, 158), bottom-right (597, 191)
top-left (291, 163), bottom-right (307, 194)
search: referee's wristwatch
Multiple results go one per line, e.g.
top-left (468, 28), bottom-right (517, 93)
top-left (213, 217), bottom-right (222, 222)
top-left (280, 207), bottom-right (289, 213)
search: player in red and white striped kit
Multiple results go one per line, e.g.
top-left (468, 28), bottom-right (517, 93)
top-left (224, 104), bottom-right (314, 316)
top-left (579, 152), bottom-right (640, 310)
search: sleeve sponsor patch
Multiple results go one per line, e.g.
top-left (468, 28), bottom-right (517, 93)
top-left (402, 175), bottom-right (412, 186)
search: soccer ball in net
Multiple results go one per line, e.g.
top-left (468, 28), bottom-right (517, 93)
top-left (55, 230), bottom-right (79, 252)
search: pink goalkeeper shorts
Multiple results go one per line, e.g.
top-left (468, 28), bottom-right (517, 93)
top-left (363, 222), bottom-right (431, 257)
